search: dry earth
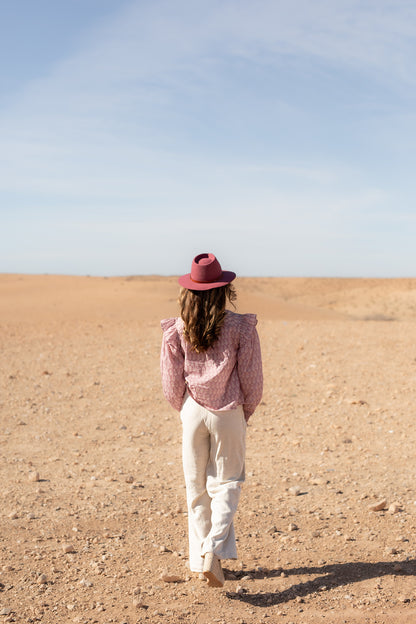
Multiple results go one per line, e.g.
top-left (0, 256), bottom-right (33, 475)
top-left (0, 274), bottom-right (415, 624)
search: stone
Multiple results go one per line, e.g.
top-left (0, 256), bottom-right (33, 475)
top-left (28, 471), bottom-right (40, 482)
top-left (160, 573), bottom-right (183, 583)
top-left (38, 573), bottom-right (48, 584)
top-left (388, 502), bottom-right (401, 514)
top-left (385, 547), bottom-right (397, 555)
top-left (289, 486), bottom-right (301, 496)
top-left (368, 499), bottom-right (387, 512)
top-left (62, 543), bottom-right (76, 553)
top-left (288, 523), bottom-right (298, 531)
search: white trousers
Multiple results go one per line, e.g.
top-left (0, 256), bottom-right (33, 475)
top-left (180, 393), bottom-right (246, 572)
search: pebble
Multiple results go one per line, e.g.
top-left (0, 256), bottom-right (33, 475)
top-left (309, 477), bottom-right (326, 485)
top-left (289, 486), bottom-right (301, 496)
top-left (28, 471), bottom-right (40, 482)
top-left (160, 573), bottom-right (183, 583)
top-left (288, 523), bottom-right (298, 531)
top-left (385, 547), bottom-right (398, 555)
top-left (62, 543), bottom-right (76, 553)
top-left (8, 511), bottom-right (18, 520)
top-left (79, 578), bottom-right (93, 587)
top-left (0, 608), bottom-right (12, 616)
top-left (368, 499), bottom-right (387, 512)
top-left (388, 502), bottom-right (401, 514)
top-left (125, 475), bottom-right (134, 483)
top-left (133, 598), bottom-right (146, 608)
top-left (38, 574), bottom-right (48, 584)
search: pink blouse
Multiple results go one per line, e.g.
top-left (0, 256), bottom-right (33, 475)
top-left (160, 310), bottom-right (263, 420)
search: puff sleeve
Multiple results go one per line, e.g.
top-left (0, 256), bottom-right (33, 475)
top-left (160, 318), bottom-right (186, 411)
top-left (237, 314), bottom-right (263, 421)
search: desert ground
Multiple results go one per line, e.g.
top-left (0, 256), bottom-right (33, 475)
top-left (0, 274), bottom-right (415, 624)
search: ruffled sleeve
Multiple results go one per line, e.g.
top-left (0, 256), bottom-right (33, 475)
top-left (238, 314), bottom-right (263, 420)
top-left (160, 318), bottom-right (186, 411)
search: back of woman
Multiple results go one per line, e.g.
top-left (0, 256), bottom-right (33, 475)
top-left (160, 253), bottom-right (263, 587)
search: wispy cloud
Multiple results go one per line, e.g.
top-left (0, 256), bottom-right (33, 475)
top-left (1, 1), bottom-right (416, 275)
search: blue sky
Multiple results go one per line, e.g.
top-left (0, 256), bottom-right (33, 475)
top-left (1, 0), bottom-right (416, 277)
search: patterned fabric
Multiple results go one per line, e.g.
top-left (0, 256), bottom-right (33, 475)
top-left (160, 310), bottom-right (263, 420)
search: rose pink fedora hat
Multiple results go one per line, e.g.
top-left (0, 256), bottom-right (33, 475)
top-left (178, 253), bottom-right (236, 291)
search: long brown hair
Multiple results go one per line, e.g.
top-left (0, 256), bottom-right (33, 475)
top-left (179, 284), bottom-right (237, 352)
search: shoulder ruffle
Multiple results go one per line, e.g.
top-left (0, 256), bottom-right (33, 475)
top-left (160, 317), bottom-right (177, 333)
top-left (240, 313), bottom-right (258, 338)
top-left (161, 318), bottom-right (183, 356)
top-left (240, 314), bottom-right (257, 343)
top-left (225, 311), bottom-right (258, 341)
top-left (161, 317), bottom-right (183, 345)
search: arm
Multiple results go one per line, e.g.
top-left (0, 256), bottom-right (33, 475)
top-left (160, 326), bottom-right (186, 412)
top-left (238, 322), bottom-right (263, 421)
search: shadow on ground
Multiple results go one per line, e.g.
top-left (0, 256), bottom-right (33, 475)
top-left (225, 559), bottom-right (416, 607)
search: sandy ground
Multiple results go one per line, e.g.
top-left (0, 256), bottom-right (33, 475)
top-left (0, 274), bottom-right (415, 624)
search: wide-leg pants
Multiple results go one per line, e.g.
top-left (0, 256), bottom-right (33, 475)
top-left (180, 393), bottom-right (246, 573)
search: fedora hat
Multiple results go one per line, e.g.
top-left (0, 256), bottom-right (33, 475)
top-left (178, 253), bottom-right (236, 291)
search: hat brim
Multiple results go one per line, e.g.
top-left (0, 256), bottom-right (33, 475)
top-left (178, 270), bottom-right (236, 291)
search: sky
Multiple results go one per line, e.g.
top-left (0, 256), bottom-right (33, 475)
top-left (1, 0), bottom-right (416, 277)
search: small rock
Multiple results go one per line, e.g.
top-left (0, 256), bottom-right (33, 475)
top-left (385, 547), bottom-right (398, 555)
top-left (8, 511), bottom-right (18, 520)
top-left (38, 574), bottom-right (48, 584)
top-left (236, 585), bottom-right (245, 594)
top-left (368, 499), bottom-right (387, 512)
top-left (62, 543), bottom-right (76, 553)
top-left (28, 471), bottom-right (40, 482)
top-left (309, 477), bottom-right (326, 486)
top-left (388, 502), bottom-right (401, 514)
top-left (125, 475), bottom-right (134, 484)
top-left (0, 608), bottom-right (12, 616)
top-left (133, 598), bottom-right (146, 607)
top-left (289, 486), bottom-right (301, 496)
top-left (160, 573), bottom-right (183, 583)
top-left (79, 578), bottom-right (93, 587)
top-left (159, 545), bottom-right (168, 553)
top-left (288, 523), bottom-right (298, 531)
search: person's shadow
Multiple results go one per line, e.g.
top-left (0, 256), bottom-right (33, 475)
top-left (225, 559), bottom-right (416, 606)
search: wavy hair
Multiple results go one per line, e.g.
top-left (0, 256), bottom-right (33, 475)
top-left (179, 284), bottom-right (237, 352)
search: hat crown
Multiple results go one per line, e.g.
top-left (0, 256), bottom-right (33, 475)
top-left (191, 253), bottom-right (222, 283)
